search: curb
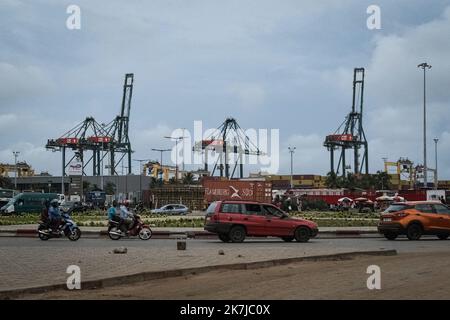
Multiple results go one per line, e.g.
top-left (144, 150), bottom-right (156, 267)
top-left (0, 249), bottom-right (397, 299)
top-left (0, 229), bottom-right (381, 239)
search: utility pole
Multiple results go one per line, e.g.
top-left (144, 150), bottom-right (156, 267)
top-left (164, 136), bottom-right (187, 181)
top-left (288, 147), bottom-right (296, 189)
top-left (381, 157), bottom-right (388, 190)
top-left (13, 151), bottom-right (20, 190)
top-left (133, 159), bottom-right (150, 200)
top-left (434, 138), bottom-right (439, 190)
top-left (152, 148), bottom-right (171, 182)
top-left (418, 62), bottom-right (431, 189)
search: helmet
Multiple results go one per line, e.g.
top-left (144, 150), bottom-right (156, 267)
top-left (50, 199), bottom-right (59, 208)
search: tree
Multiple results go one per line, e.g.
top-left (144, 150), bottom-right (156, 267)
top-left (343, 173), bottom-right (358, 190)
top-left (105, 182), bottom-right (116, 195)
top-left (374, 171), bottom-right (391, 190)
top-left (83, 181), bottom-right (92, 192)
top-left (0, 176), bottom-right (13, 189)
top-left (168, 177), bottom-right (178, 185)
top-left (358, 174), bottom-right (376, 190)
top-left (149, 177), bottom-right (162, 188)
top-left (182, 172), bottom-right (195, 185)
top-left (325, 172), bottom-right (339, 188)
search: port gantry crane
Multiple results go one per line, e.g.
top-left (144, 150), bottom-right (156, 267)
top-left (46, 73), bottom-right (134, 177)
top-left (323, 68), bottom-right (369, 178)
top-left (193, 118), bottom-right (263, 179)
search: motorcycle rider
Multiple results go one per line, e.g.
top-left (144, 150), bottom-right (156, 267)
top-left (107, 200), bottom-right (120, 221)
top-left (48, 199), bottom-right (62, 233)
top-left (119, 202), bottom-right (135, 232)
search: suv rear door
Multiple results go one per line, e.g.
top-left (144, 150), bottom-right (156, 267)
top-left (218, 202), bottom-right (244, 227)
top-left (241, 203), bottom-right (267, 236)
top-left (414, 203), bottom-right (440, 231)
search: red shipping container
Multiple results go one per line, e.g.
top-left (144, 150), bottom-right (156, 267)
top-left (203, 180), bottom-right (272, 203)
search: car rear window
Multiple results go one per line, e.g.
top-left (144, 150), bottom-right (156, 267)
top-left (384, 204), bottom-right (411, 213)
top-left (415, 204), bottom-right (434, 213)
top-left (221, 203), bottom-right (242, 214)
top-left (433, 204), bottom-right (450, 215)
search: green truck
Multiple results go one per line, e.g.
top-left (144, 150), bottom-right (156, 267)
top-left (0, 192), bottom-right (59, 215)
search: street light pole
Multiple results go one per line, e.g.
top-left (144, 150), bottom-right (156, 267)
top-left (164, 136), bottom-right (187, 182)
top-left (434, 138), bottom-right (439, 190)
top-left (133, 159), bottom-right (150, 201)
top-left (288, 147), bottom-right (296, 189)
top-left (152, 148), bottom-right (171, 182)
top-left (13, 151), bottom-right (20, 190)
top-left (418, 62), bottom-right (432, 188)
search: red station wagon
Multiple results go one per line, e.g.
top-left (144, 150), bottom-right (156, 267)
top-left (204, 200), bottom-right (318, 243)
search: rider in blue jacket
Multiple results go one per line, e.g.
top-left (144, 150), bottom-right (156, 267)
top-left (48, 199), bottom-right (62, 231)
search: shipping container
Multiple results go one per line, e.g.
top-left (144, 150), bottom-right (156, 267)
top-left (203, 180), bottom-right (272, 204)
top-left (143, 186), bottom-right (205, 211)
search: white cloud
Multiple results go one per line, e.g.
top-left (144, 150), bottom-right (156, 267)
top-left (0, 62), bottom-right (54, 102)
top-left (364, 6), bottom-right (450, 177)
top-left (228, 83), bottom-right (266, 109)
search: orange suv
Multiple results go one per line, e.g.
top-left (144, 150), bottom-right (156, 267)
top-left (378, 201), bottom-right (450, 240)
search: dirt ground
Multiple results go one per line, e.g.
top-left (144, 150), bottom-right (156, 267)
top-left (21, 251), bottom-right (450, 300)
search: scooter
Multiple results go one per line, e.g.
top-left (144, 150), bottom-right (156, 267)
top-left (38, 209), bottom-right (82, 241)
top-left (108, 213), bottom-right (152, 240)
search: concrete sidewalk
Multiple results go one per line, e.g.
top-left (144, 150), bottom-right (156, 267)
top-left (0, 236), bottom-right (394, 297)
top-left (0, 224), bottom-right (380, 239)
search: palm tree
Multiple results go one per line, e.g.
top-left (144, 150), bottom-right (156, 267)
top-left (325, 172), bottom-right (339, 188)
top-left (374, 171), bottom-right (391, 190)
top-left (105, 182), bottom-right (116, 195)
top-left (0, 176), bottom-right (13, 189)
top-left (182, 172), bottom-right (195, 185)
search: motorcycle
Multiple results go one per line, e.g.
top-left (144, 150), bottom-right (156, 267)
top-left (108, 213), bottom-right (152, 240)
top-left (38, 209), bottom-right (82, 241)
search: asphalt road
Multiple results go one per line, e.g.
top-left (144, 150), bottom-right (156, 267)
top-left (0, 235), bottom-right (449, 254)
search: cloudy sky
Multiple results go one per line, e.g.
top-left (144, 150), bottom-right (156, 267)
top-left (1, 0), bottom-right (450, 179)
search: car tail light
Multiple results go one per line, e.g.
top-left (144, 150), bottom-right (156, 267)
top-left (394, 212), bottom-right (408, 218)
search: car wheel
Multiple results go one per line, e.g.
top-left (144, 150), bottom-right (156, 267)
top-left (282, 236), bottom-right (294, 242)
top-left (218, 234), bottom-right (230, 243)
top-left (384, 233), bottom-right (398, 240)
top-left (437, 234), bottom-right (449, 240)
top-left (406, 223), bottom-right (423, 241)
top-left (229, 226), bottom-right (246, 243)
top-left (294, 227), bottom-right (311, 243)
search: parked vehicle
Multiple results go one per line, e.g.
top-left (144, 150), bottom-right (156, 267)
top-left (151, 204), bottom-right (189, 215)
top-left (0, 192), bottom-right (58, 215)
top-left (0, 188), bottom-right (15, 208)
top-left (204, 200), bottom-right (318, 243)
top-left (37, 209), bottom-right (81, 241)
top-left (108, 213), bottom-right (152, 240)
top-left (60, 201), bottom-right (88, 213)
top-left (86, 191), bottom-right (106, 209)
top-left (378, 201), bottom-right (450, 240)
